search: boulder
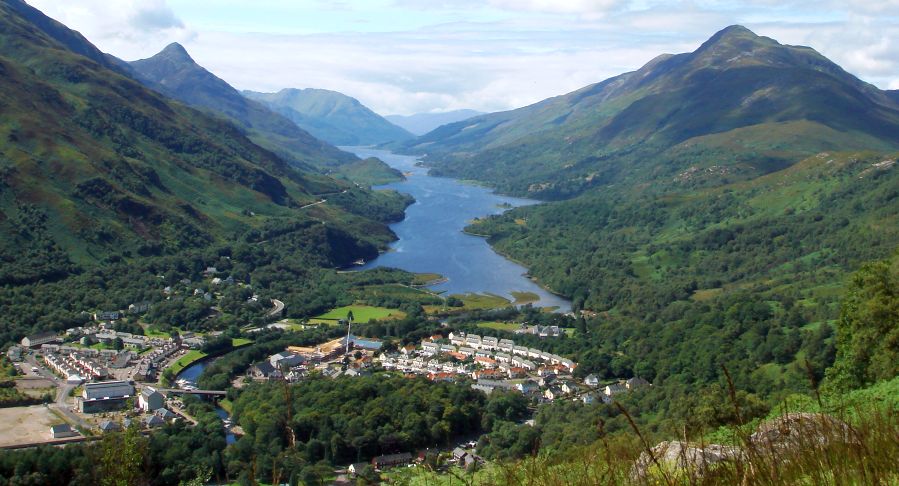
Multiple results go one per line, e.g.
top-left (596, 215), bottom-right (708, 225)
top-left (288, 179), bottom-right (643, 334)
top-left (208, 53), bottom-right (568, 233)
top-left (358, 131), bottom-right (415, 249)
top-left (631, 440), bottom-right (742, 481)
top-left (750, 413), bottom-right (859, 451)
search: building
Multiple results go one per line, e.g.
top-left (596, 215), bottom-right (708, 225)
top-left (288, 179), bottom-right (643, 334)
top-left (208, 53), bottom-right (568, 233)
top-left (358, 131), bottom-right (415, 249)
top-left (93, 311), bottom-right (121, 321)
top-left (99, 421), bottom-right (121, 433)
top-left (350, 336), bottom-right (384, 351)
top-left (372, 452), bottom-right (413, 470)
top-left (626, 377), bottom-right (651, 389)
top-left (79, 380), bottom-right (135, 413)
top-left (143, 415), bottom-right (165, 428)
top-left (128, 302), bottom-right (151, 314)
top-left (21, 332), bottom-right (59, 348)
top-left (584, 374), bottom-right (600, 387)
top-left (49, 424), bottom-right (77, 439)
top-left (516, 380), bottom-right (539, 394)
top-left (603, 383), bottom-right (627, 397)
top-left (348, 463), bottom-right (369, 476)
top-left (248, 361), bottom-right (279, 380)
top-left (139, 387), bottom-right (164, 412)
top-left (544, 385), bottom-right (563, 401)
top-left (269, 351), bottom-right (304, 369)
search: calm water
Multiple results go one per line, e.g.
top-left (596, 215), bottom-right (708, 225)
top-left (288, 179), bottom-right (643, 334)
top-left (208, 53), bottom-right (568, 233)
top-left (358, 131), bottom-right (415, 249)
top-left (347, 147), bottom-right (571, 311)
top-left (177, 360), bottom-right (235, 444)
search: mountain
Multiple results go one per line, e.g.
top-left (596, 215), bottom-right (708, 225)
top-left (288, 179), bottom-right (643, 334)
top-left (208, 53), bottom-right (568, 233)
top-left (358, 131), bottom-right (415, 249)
top-left (888, 90), bottom-right (899, 105)
top-left (405, 25), bottom-right (899, 199)
top-left (0, 0), bottom-right (403, 284)
top-left (385, 109), bottom-right (485, 136)
top-left (128, 43), bottom-right (357, 171)
top-left (243, 88), bottom-right (413, 146)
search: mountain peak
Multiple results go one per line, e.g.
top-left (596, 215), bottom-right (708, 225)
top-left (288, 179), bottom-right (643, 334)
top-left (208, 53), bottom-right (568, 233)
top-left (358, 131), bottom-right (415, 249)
top-left (696, 25), bottom-right (767, 52)
top-left (156, 42), bottom-right (194, 64)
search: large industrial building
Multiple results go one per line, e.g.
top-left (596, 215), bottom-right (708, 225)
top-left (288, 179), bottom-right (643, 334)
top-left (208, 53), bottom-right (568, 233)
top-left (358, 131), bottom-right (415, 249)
top-left (78, 380), bottom-right (135, 413)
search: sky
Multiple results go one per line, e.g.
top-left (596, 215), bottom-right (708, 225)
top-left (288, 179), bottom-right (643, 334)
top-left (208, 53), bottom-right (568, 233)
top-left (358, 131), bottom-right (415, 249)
top-left (27, 0), bottom-right (899, 116)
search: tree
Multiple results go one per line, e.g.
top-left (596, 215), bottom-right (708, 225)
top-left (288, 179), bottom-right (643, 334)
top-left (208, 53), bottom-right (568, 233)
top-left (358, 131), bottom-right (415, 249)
top-left (96, 424), bottom-right (148, 486)
top-left (112, 338), bottom-right (124, 351)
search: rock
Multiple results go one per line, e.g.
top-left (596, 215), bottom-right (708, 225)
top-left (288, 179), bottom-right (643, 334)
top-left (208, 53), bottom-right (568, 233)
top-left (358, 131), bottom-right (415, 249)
top-left (750, 413), bottom-right (859, 451)
top-left (630, 440), bottom-right (743, 481)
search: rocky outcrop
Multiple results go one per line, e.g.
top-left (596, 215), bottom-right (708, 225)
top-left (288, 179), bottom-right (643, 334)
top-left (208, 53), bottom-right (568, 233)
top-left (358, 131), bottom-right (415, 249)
top-left (749, 413), bottom-right (859, 450)
top-left (630, 441), bottom-right (743, 481)
top-left (631, 413), bottom-right (859, 481)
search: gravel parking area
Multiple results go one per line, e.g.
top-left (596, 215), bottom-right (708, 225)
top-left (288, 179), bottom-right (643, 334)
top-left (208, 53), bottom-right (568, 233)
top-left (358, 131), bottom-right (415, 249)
top-left (0, 406), bottom-right (62, 447)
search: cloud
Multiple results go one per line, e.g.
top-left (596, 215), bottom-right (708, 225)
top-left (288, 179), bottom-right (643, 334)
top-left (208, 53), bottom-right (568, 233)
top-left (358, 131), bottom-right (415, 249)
top-left (26, 0), bottom-right (193, 59)
top-left (130, 2), bottom-right (184, 31)
top-left (21, 0), bottom-right (899, 115)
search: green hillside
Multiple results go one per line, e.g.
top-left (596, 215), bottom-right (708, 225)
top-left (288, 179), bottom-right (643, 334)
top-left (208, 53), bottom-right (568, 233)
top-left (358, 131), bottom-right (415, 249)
top-left (0, 0), bottom-right (413, 344)
top-left (405, 26), bottom-right (899, 199)
top-left (0, 2), bottom-right (404, 283)
top-left (244, 88), bottom-right (414, 146)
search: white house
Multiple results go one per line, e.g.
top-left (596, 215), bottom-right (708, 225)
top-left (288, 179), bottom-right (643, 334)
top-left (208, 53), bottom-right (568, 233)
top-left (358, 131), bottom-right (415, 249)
top-left (139, 387), bottom-right (164, 412)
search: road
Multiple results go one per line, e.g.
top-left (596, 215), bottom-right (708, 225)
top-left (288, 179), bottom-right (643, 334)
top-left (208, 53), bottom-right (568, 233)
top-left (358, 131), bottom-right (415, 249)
top-left (267, 298), bottom-right (285, 318)
top-left (299, 199), bottom-right (326, 209)
top-left (23, 354), bottom-right (92, 432)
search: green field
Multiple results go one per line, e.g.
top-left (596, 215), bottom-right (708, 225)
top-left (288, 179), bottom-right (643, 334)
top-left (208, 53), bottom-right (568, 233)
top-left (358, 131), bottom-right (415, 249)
top-left (165, 350), bottom-right (208, 378)
top-left (411, 273), bottom-right (444, 285)
top-left (511, 291), bottom-right (540, 305)
top-left (231, 338), bottom-right (253, 347)
top-left (311, 305), bottom-right (406, 324)
top-left (477, 321), bottom-right (521, 332)
top-left (455, 293), bottom-right (512, 309)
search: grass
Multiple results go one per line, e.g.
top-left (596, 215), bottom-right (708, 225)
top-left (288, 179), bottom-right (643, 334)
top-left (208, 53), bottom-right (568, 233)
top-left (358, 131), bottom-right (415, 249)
top-left (453, 293), bottom-right (512, 310)
top-left (312, 305), bottom-right (406, 324)
top-left (477, 321), bottom-right (521, 332)
top-left (511, 291), bottom-right (540, 305)
top-left (412, 273), bottom-right (444, 285)
top-left (218, 398), bottom-right (233, 414)
top-left (164, 350), bottom-right (208, 378)
top-left (401, 379), bottom-right (899, 485)
top-left (231, 338), bottom-right (253, 347)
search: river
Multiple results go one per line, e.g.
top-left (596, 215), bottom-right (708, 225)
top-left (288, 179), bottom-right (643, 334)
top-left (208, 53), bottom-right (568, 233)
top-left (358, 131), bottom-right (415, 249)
top-left (177, 360), bottom-right (235, 444)
top-left (346, 147), bottom-right (571, 312)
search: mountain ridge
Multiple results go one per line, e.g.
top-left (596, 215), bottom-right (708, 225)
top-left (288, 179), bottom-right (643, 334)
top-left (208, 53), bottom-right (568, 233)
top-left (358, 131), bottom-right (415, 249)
top-left (129, 43), bottom-right (358, 171)
top-left (385, 109), bottom-right (485, 135)
top-left (244, 88), bottom-right (413, 146)
top-left (403, 25), bottom-right (899, 199)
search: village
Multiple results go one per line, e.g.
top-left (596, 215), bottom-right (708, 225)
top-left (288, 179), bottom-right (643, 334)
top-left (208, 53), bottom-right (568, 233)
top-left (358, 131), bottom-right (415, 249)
top-left (0, 321), bottom-right (214, 448)
top-left (246, 330), bottom-right (649, 406)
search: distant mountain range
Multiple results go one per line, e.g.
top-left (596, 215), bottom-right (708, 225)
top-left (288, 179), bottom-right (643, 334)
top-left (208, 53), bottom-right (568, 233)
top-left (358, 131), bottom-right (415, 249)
top-left (244, 88), bottom-right (413, 146)
top-left (385, 110), bottom-right (485, 136)
top-left (0, 0), bottom-right (402, 282)
top-left (403, 25), bottom-right (899, 199)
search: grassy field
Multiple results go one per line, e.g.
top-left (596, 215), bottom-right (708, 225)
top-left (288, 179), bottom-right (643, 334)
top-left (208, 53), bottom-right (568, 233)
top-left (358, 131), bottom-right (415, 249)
top-left (231, 338), bottom-right (253, 347)
top-left (511, 291), bottom-right (540, 305)
top-left (311, 305), bottom-right (406, 324)
top-left (477, 321), bottom-right (522, 332)
top-left (455, 293), bottom-right (512, 309)
top-left (411, 273), bottom-right (444, 285)
top-left (165, 350), bottom-right (208, 378)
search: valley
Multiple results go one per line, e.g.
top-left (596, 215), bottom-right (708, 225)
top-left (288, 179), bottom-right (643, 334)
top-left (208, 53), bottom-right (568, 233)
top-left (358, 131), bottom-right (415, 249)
top-left (0, 1), bottom-right (897, 484)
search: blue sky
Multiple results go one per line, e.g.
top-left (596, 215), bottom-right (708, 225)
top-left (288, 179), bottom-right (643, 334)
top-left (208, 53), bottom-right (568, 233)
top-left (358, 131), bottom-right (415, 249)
top-left (28, 0), bottom-right (899, 115)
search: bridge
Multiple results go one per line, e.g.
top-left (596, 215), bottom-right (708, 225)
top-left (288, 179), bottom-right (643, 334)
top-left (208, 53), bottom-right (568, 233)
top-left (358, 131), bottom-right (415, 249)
top-left (157, 388), bottom-right (227, 397)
